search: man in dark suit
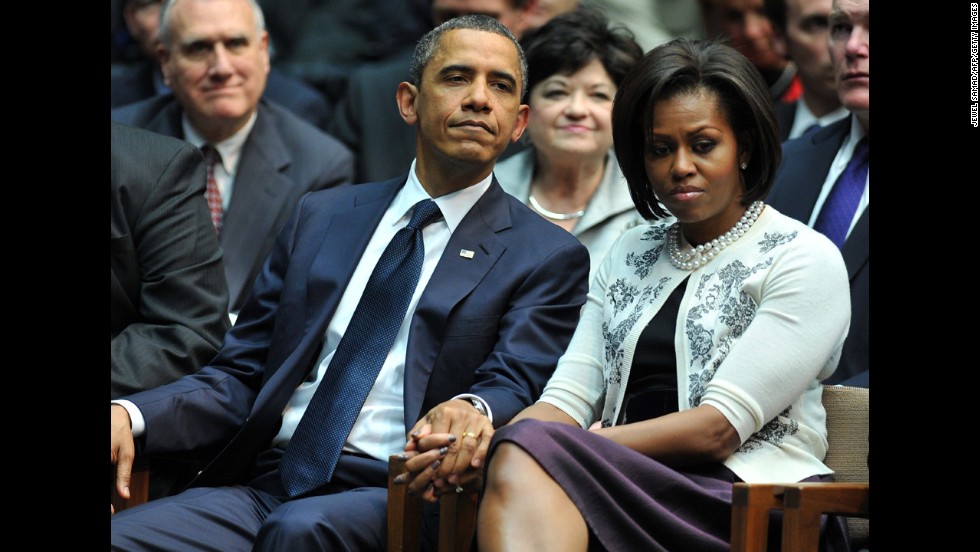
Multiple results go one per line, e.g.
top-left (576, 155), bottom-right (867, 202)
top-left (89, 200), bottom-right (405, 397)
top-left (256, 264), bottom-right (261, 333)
top-left (765, 0), bottom-right (848, 141)
top-left (111, 14), bottom-right (589, 551)
top-left (111, 121), bottom-right (230, 399)
top-left (766, 0), bottom-right (868, 387)
top-left (111, 0), bottom-right (334, 131)
top-left (112, 0), bottom-right (354, 314)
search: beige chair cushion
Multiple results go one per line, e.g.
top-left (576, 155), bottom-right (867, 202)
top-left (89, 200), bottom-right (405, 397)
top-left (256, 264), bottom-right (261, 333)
top-left (822, 385), bottom-right (869, 545)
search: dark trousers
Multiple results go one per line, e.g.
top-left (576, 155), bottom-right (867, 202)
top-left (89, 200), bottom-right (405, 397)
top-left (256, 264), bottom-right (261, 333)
top-left (111, 449), bottom-right (438, 551)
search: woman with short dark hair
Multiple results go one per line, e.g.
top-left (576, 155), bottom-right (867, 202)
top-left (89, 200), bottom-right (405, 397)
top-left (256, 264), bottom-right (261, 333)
top-left (494, 7), bottom-right (645, 280)
top-left (477, 38), bottom-right (852, 552)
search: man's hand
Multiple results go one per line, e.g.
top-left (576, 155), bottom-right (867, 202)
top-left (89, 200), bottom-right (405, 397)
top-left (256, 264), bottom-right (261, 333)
top-left (110, 404), bottom-right (135, 514)
top-left (394, 399), bottom-right (492, 502)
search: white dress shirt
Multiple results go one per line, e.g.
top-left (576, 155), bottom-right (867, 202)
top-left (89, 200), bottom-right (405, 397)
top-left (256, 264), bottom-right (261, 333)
top-left (271, 161), bottom-right (493, 460)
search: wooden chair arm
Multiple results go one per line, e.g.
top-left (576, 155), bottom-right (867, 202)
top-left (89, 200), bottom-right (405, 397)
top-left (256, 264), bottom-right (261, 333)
top-left (388, 455), bottom-right (422, 552)
top-left (780, 483), bottom-right (869, 552)
top-left (731, 483), bottom-right (787, 552)
top-left (387, 454), bottom-right (479, 552)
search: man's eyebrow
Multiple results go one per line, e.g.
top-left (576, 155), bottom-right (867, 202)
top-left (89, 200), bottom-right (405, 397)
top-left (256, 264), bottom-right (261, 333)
top-left (436, 64), bottom-right (518, 87)
top-left (179, 33), bottom-right (250, 47)
top-left (437, 64), bottom-right (475, 78)
top-left (489, 70), bottom-right (517, 88)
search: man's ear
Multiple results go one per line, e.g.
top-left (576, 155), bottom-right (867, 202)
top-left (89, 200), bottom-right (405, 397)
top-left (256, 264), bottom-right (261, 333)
top-left (396, 82), bottom-right (419, 125)
top-left (259, 30), bottom-right (271, 77)
top-left (157, 43), bottom-right (172, 86)
top-left (510, 104), bottom-right (530, 143)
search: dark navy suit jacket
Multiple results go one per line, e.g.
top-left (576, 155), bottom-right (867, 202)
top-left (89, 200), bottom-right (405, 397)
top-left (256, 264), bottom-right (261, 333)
top-left (767, 117), bottom-right (869, 387)
top-left (775, 101), bottom-right (797, 142)
top-left (122, 176), bottom-right (590, 487)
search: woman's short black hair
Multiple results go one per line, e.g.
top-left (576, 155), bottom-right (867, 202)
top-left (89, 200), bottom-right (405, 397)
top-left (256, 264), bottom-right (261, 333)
top-left (611, 38), bottom-right (781, 220)
top-left (520, 5), bottom-right (643, 95)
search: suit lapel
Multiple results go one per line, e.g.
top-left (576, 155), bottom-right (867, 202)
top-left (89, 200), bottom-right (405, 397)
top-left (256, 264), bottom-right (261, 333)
top-left (304, 180), bottom-right (403, 331)
top-left (220, 105), bottom-right (297, 305)
top-left (841, 206), bottom-right (868, 282)
top-left (772, 120), bottom-right (849, 222)
top-left (142, 98), bottom-right (184, 138)
top-left (402, 181), bottom-right (511, 428)
top-left (775, 101), bottom-right (797, 142)
top-left (251, 180), bottom-right (402, 410)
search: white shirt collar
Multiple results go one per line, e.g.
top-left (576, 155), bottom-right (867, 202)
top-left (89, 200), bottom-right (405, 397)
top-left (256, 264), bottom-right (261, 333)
top-left (396, 159), bottom-right (493, 233)
top-left (181, 110), bottom-right (258, 175)
top-left (790, 97), bottom-right (850, 139)
top-left (835, 114), bottom-right (868, 163)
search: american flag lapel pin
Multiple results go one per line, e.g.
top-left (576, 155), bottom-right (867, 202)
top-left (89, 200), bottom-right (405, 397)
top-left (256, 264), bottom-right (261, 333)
top-left (459, 249), bottom-right (475, 259)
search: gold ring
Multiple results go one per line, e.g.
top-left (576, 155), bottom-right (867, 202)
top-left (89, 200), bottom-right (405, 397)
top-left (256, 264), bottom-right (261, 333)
top-left (461, 431), bottom-right (478, 439)
top-left (455, 484), bottom-right (464, 494)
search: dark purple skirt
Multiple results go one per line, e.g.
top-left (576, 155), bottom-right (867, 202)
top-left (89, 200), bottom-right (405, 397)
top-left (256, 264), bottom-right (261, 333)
top-left (488, 419), bottom-right (849, 552)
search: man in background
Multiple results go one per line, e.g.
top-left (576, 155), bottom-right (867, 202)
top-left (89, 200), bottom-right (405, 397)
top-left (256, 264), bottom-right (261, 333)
top-left (111, 0), bottom-right (335, 131)
top-left (112, 0), bottom-right (354, 315)
top-left (766, 0), bottom-right (868, 387)
top-left (765, 0), bottom-right (849, 140)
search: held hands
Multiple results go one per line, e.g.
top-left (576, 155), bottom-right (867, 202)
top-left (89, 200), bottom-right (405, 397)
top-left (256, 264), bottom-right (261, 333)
top-left (393, 398), bottom-right (492, 502)
top-left (110, 404), bottom-right (136, 515)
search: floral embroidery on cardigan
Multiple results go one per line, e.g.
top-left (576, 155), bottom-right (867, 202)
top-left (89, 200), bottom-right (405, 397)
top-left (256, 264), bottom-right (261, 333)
top-left (602, 287), bottom-right (652, 386)
top-left (608, 279), bottom-right (641, 316)
top-left (758, 231), bottom-right (798, 254)
top-left (737, 406), bottom-right (800, 452)
top-left (686, 259), bottom-right (772, 404)
top-left (602, 275), bottom-right (669, 388)
top-left (624, 226), bottom-right (668, 279)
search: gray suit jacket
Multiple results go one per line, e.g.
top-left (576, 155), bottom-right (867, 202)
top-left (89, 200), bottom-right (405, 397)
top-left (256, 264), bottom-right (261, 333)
top-left (111, 121), bottom-right (231, 398)
top-left (112, 96), bottom-right (355, 311)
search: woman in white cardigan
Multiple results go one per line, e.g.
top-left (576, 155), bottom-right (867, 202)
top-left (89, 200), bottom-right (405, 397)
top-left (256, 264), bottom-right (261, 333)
top-left (476, 39), bottom-right (853, 551)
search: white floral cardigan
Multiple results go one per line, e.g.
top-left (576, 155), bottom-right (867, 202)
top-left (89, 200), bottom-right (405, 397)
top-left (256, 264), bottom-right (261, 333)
top-left (539, 206), bottom-right (851, 483)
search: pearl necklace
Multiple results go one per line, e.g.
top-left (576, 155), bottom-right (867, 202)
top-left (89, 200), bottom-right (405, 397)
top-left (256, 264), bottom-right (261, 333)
top-left (667, 201), bottom-right (765, 270)
top-left (529, 195), bottom-right (586, 220)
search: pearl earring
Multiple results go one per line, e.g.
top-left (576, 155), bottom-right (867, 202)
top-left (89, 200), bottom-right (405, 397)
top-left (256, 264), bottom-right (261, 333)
top-left (740, 162), bottom-right (748, 170)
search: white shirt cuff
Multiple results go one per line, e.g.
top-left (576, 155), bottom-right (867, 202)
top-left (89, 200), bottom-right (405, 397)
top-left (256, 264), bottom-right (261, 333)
top-left (452, 393), bottom-right (494, 425)
top-left (111, 399), bottom-right (146, 437)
